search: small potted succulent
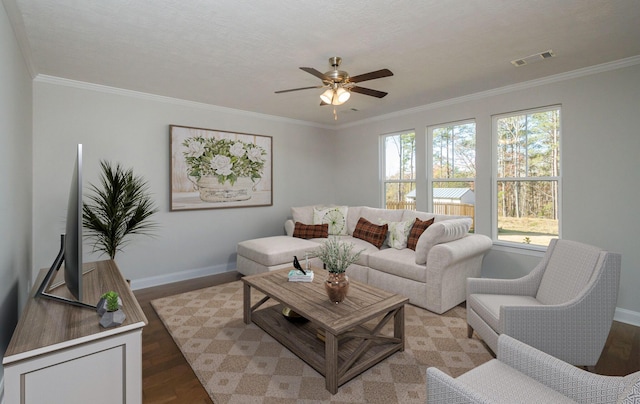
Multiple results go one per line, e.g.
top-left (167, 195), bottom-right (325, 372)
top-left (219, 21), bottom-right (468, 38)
top-left (316, 237), bottom-right (364, 304)
top-left (98, 291), bottom-right (126, 328)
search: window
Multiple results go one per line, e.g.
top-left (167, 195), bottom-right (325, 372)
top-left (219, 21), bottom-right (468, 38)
top-left (429, 121), bottom-right (476, 229)
top-left (382, 130), bottom-right (416, 210)
top-left (494, 106), bottom-right (561, 246)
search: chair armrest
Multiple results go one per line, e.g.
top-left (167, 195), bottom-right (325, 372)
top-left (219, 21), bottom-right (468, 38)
top-left (426, 367), bottom-right (495, 404)
top-left (466, 270), bottom-right (541, 298)
top-left (497, 334), bottom-right (630, 402)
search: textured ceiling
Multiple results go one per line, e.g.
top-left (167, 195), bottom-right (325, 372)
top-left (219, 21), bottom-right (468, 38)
top-left (6, 0), bottom-right (640, 126)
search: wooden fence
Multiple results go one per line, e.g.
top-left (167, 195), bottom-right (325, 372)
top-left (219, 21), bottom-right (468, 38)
top-left (386, 201), bottom-right (475, 229)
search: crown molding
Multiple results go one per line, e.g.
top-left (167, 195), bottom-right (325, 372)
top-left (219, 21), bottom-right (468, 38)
top-left (33, 75), bottom-right (334, 130)
top-left (34, 55), bottom-right (640, 132)
top-left (337, 55), bottom-right (640, 130)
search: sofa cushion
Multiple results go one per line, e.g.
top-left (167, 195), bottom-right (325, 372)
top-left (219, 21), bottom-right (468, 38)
top-left (359, 206), bottom-right (404, 224)
top-left (345, 206), bottom-right (364, 235)
top-left (313, 206), bottom-right (349, 235)
top-left (415, 218), bottom-right (472, 265)
top-left (368, 248), bottom-right (427, 283)
top-left (380, 218), bottom-right (415, 249)
top-left (337, 236), bottom-right (380, 266)
top-left (237, 236), bottom-right (320, 267)
top-left (407, 217), bottom-right (435, 250)
top-left (293, 222), bottom-right (328, 239)
top-left (352, 217), bottom-right (388, 249)
top-left (402, 210), bottom-right (435, 223)
top-left (291, 205), bottom-right (316, 224)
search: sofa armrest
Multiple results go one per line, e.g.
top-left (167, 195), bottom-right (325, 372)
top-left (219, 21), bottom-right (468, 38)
top-left (426, 234), bottom-right (492, 269)
top-left (497, 334), bottom-right (631, 402)
top-left (426, 367), bottom-right (495, 404)
top-left (284, 219), bottom-right (295, 236)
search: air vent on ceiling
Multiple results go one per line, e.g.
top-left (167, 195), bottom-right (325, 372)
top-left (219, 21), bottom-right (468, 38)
top-left (511, 50), bottom-right (555, 67)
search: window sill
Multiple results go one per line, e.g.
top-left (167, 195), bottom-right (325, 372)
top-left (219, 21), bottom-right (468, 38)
top-left (491, 240), bottom-right (548, 256)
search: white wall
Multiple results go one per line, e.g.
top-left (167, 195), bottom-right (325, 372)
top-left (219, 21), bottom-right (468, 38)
top-left (32, 79), bottom-right (335, 284)
top-left (0, 0), bottom-right (33, 392)
top-left (333, 62), bottom-right (640, 320)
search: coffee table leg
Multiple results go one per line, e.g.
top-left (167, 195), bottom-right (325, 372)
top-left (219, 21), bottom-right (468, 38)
top-left (243, 282), bottom-right (251, 324)
top-left (325, 331), bottom-right (339, 394)
top-left (395, 304), bottom-right (405, 351)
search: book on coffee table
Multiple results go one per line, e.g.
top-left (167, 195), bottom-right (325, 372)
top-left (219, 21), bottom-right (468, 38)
top-left (288, 269), bottom-right (314, 282)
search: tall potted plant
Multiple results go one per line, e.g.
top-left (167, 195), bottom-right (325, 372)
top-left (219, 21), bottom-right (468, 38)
top-left (83, 161), bottom-right (158, 260)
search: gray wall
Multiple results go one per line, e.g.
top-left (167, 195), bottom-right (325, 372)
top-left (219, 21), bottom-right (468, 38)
top-left (333, 63), bottom-right (640, 321)
top-left (0, 0), bottom-right (32, 390)
top-left (31, 79), bottom-right (336, 284)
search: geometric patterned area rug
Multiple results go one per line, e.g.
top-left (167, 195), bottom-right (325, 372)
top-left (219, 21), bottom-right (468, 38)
top-left (151, 280), bottom-right (493, 404)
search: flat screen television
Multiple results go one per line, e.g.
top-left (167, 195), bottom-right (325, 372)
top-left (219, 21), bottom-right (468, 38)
top-left (35, 144), bottom-right (96, 309)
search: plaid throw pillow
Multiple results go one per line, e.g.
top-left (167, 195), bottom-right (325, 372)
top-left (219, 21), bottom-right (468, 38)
top-left (407, 217), bottom-right (435, 250)
top-left (293, 222), bottom-right (329, 239)
top-left (352, 217), bottom-right (388, 249)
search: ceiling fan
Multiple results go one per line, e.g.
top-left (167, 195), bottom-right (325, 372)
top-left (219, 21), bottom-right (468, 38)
top-left (275, 57), bottom-right (393, 106)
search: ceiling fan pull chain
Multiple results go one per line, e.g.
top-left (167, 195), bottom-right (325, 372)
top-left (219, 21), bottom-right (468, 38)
top-left (333, 107), bottom-right (338, 120)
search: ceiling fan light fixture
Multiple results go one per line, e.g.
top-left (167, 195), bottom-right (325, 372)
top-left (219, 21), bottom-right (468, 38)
top-left (335, 87), bottom-right (350, 103)
top-left (320, 88), bottom-right (334, 104)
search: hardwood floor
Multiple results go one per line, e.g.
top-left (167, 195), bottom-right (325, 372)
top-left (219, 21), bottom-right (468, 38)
top-left (135, 271), bottom-right (640, 403)
top-left (135, 271), bottom-right (241, 404)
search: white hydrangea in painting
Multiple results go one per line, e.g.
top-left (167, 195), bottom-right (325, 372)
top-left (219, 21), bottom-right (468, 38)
top-left (182, 136), bottom-right (267, 185)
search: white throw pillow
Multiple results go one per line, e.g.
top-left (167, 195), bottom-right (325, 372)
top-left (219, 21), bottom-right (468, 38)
top-left (415, 218), bottom-right (472, 265)
top-left (291, 205), bottom-right (316, 224)
top-left (313, 206), bottom-right (349, 235)
top-left (380, 218), bottom-right (415, 249)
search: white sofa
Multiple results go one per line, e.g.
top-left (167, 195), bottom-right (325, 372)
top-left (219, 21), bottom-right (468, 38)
top-left (236, 205), bottom-right (493, 314)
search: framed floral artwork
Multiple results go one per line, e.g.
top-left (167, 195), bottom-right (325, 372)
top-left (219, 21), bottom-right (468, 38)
top-left (170, 125), bottom-right (272, 211)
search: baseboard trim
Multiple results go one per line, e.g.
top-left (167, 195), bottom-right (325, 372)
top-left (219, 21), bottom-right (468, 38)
top-left (614, 307), bottom-right (640, 327)
top-left (129, 263), bottom-right (235, 291)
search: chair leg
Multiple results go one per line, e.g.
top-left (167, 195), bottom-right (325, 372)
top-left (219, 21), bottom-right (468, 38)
top-left (467, 324), bottom-right (474, 338)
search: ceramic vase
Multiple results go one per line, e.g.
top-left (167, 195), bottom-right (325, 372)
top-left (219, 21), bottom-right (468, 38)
top-left (325, 272), bottom-right (349, 304)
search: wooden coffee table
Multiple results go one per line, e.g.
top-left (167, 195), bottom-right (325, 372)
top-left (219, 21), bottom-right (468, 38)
top-left (242, 267), bottom-right (409, 394)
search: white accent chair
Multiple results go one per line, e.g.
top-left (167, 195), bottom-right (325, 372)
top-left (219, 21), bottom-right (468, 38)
top-left (466, 239), bottom-right (621, 368)
top-left (427, 334), bottom-right (640, 403)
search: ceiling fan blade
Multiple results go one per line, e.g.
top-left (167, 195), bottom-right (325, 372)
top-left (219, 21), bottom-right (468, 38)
top-left (349, 69), bottom-right (393, 83)
top-left (351, 86), bottom-right (388, 98)
top-left (300, 67), bottom-right (329, 81)
top-left (275, 85), bottom-right (323, 94)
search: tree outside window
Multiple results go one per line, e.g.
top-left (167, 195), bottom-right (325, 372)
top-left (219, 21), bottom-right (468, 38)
top-left (495, 107), bottom-right (560, 246)
top-left (430, 121), bottom-right (476, 229)
top-left (382, 131), bottom-right (416, 210)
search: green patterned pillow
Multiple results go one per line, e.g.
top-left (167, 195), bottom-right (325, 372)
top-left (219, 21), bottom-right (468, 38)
top-left (313, 206), bottom-right (348, 235)
top-left (380, 218), bottom-right (415, 249)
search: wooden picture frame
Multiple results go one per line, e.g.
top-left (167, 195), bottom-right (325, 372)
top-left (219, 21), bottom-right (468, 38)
top-left (170, 125), bottom-right (272, 211)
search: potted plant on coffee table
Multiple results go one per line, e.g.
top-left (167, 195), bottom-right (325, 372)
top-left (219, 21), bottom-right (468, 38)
top-left (316, 237), bottom-right (364, 304)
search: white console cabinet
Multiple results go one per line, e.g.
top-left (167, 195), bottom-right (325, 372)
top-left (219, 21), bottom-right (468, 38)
top-left (2, 260), bottom-right (147, 404)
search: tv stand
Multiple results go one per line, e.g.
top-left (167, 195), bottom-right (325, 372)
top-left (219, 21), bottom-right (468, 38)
top-left (2, 260), bottom-right (147, 403)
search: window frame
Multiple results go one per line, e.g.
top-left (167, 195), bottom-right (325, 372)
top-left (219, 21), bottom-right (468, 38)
top-left (491, 105), bottom-right (562, 249)
top-left (380, 129), bottom-right (416, 210)
top-left (427, 119), bottom-right (476, 213)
